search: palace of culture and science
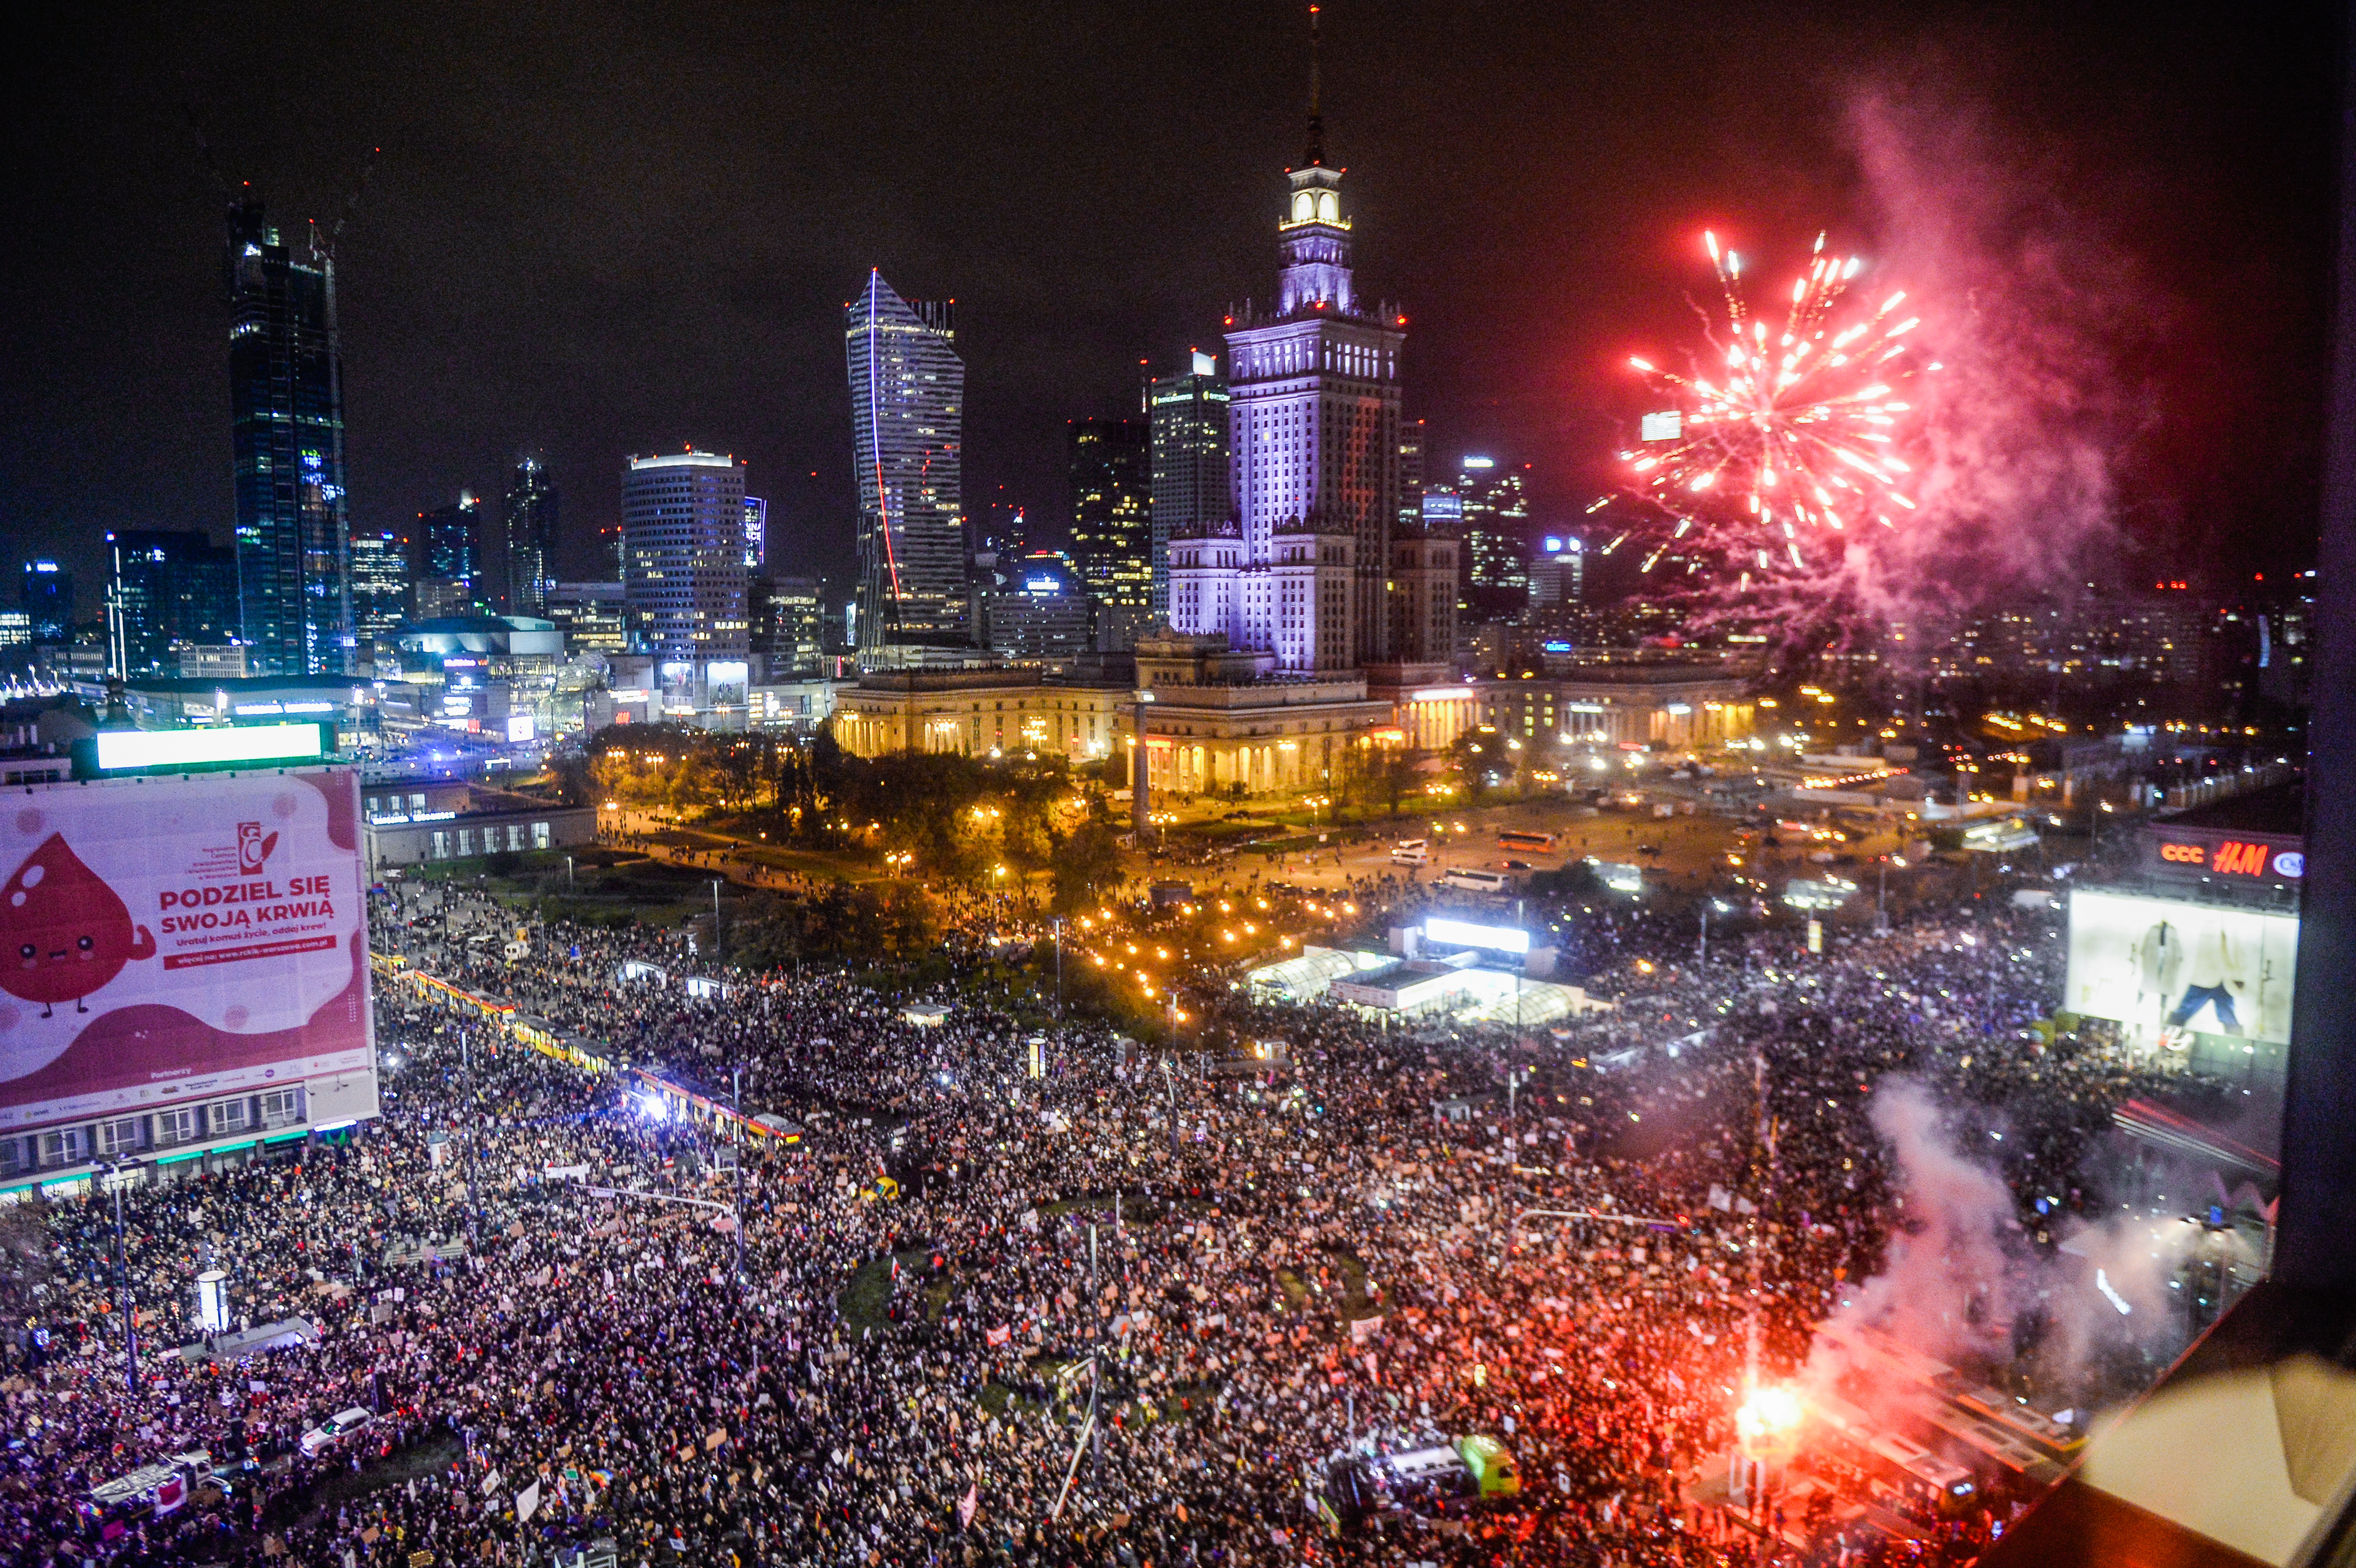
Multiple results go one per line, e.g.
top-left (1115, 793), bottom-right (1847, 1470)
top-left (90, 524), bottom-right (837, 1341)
top-left (834, 73), bottom-right (1750, 795)
top-left (1166, 105), bottom-right (1455, 674)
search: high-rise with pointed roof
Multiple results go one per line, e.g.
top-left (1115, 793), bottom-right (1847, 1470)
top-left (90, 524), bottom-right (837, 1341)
top-left (225, 198), bottom-right (354, 674)
top-left (1169, 9), bottom-right (1405, 671)
top-left (846, 270), bottom-right (968, 660)
top-left (502, 456), bottom-right (559, 616)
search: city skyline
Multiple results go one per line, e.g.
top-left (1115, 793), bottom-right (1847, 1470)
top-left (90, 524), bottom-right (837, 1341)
top-left (0, 4), bottom-right (2337, 617)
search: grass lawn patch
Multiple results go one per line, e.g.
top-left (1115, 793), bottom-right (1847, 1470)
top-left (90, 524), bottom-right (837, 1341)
top-left (837, 1248), bottom-right (938, 1332)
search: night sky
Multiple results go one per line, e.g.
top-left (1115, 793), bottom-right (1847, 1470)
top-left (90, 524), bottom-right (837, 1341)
top-left (2, 1), bottom-right (2338, 603)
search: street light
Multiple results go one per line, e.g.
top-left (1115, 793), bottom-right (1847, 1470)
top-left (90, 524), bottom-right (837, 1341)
top-left (1160, 1055), bottom-right (1182, 1160)
top-left (103, 1160), bottom-right (143, 1394)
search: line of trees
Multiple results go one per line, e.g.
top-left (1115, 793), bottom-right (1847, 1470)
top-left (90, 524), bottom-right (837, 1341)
top-left (566, 726), bottom-right (1125, 910)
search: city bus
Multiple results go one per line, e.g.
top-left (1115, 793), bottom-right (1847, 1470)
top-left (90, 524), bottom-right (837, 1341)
top-left (1440, 868), bottom-right (1512, 894)
top-left (1391, 839), bottom-right (1430, 865)
top-left (1496, 830), bottom-right (1559, 853)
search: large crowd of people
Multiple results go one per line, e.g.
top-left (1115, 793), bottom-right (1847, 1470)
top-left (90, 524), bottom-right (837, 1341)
top-left (1, 847), bottom-right (2246, 1568)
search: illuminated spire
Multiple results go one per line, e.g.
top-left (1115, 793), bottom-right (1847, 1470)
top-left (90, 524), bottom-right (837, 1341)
top-left (1304, 5), bottom-right (1325, 168)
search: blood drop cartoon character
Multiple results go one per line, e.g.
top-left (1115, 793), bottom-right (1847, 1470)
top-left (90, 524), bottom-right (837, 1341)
top-left (0, 834), bottom-right (157, 1016)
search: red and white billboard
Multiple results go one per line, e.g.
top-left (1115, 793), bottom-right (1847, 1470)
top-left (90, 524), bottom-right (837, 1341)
top-left (0, 768), bottom-right (374, 1137)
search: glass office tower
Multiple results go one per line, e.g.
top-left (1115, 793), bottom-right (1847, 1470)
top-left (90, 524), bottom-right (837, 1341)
top-left (225, 198), bottom-right (352, 674)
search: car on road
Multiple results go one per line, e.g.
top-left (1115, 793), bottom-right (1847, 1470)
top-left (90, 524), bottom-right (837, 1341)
top-left (1497, 859), bottom-right (1535, 871)
top-left (1317, 1434), bottom-right (1523, 1536)
top-left (299, 1408), bottom-right (374, 1459)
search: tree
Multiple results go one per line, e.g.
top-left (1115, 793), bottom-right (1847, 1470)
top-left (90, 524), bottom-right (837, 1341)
top-left (548, 748), bottom-right (596, 807)
top-left (1450, 732), bottom-right (1497, 803)
top-left (1378, 748), bottom-right (1423, 819)
top-left (1051, 822), bottom-right (1125, 912)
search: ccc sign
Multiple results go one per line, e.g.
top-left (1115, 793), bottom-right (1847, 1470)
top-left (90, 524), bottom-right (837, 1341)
top-left (2155, 837), bottom-right (2302, 879)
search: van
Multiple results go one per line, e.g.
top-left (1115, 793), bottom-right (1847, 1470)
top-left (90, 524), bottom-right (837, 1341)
top-left (1390, 839), bottom-right (1429, 866)
top-left (1319, 1434), bottom-right (1520, 1535)
top-left (85, 1453), bottom-right (222, 1534)
top-left (299, 1408), bottom-right (375, 1459)
top-left (1440, 868), bottom-right (1511, 893)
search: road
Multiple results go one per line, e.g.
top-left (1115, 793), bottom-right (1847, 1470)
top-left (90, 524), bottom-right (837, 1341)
top-left (1229, 782), bottom-right (1914, 904)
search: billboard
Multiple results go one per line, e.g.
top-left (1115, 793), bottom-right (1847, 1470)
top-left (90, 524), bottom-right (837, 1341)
top-left (2065, 888), bottom-right (2299, 1047)
top-left (1424, 916), bottom-right (1530, 954)
top-left (0, 769), bottom-right (374, 1136)
top-left (2143, 824), bottom-right (2303, 888)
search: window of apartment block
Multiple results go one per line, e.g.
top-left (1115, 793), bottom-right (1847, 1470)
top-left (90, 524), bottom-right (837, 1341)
top-left (210, 1099), bottom-right (251, 1136)
top-left (259, 1087), bottom-right (303, 1128)
top-left (98, 1118), bottom-right (140, 1157)
top-left (155, 1106), bottom-right (199, 1146)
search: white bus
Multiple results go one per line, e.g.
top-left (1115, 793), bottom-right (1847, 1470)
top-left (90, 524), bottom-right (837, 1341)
top-left (1440, 868), bottom-right (1512, 894)
top-left (1391, 839), bottom-right (1430, 866)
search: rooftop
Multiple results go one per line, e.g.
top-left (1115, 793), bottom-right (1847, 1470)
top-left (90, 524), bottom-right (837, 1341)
top-left (2161, 777), bottom-right (2305, 839)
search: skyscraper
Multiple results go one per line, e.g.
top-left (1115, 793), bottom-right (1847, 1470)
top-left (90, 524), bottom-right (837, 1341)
top-left (502, 457), bottom-right (559, 616)
top-left (1458, 457), bottom-right (1532, 619)
top-left (1068, 417), bottom-right (1151, 615)
top-left (623, 450), bottom-right (750, 660)
top-left (105, 531), bottom-right (239, 677)
top-left (1170, 51), bottom-right (1405, 671)
top-left (846, 270), bottom-right (967, 657)
top-left (1148, 351), bottom-right (1229, 625)
top-left (416, 493), bottom-right (486, 618)
top-left (1396, 418), bottom-right (1426, 533)
top-left (742, 497), bottom-right (768, 571)
top-left (750, 574), bottom-right (824, 674)
top-left (349, 527), bottom-right (412, 653)
top-left (19, 561), bottom-right (74, 648)
top-left (225, 198), bottom-right (352, 674)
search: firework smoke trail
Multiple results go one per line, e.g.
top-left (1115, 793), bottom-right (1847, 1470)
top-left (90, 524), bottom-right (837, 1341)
top-left (1597, 87), bottom-right (2152, 673)
top-left (1840, 83), bottom-right (2152, 651)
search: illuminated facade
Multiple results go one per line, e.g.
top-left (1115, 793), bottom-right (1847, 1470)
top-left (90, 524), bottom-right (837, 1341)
top-left (847, 271), bottom-right (968, 658)
top-left (741, 496), bottom-right (767, 571)
top-left (1069, 417), bottom-right (1151, 616)
top-left (833, 670), bottom-right (1123, 760)
top-left (1457, 457), bottom-right (1531, 608)
top-left (1148, 353), bottom-right (1229, 622)
top-left (105, 531), bottom-right (238, 678)
top-left (225, 199), bottom-right (352, 674)
top-left (1473, 669), bottom-right (1756, 750)
top-left (1132, 632), bottom-right (1390, 795)
top-left (1170, 109), bottom-right (1405, 671)
top-left (502, 457), bottom-right (559, 616)
top-left (348, 528), bottom-right (410, 656)
top-left (622, 450), bottom-right (750, 660)
top-left (750, 574), bottom-right (824, 675)
top-left (417, 493), bottom-right (486, 617)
